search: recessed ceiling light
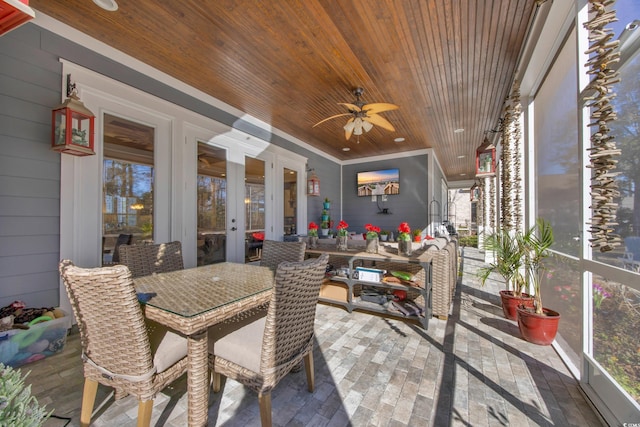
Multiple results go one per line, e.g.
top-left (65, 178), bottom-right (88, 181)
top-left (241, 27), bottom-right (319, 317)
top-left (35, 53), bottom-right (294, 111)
top-left (457, 155), bottom-right (466, 159)
top-left (394, 137), bottom-right (405, 142)
top-left (460, 173), bottom-right (467, 176)
top-left (92, 0), bottom-right (118, 11)
top-left (342, 147), bottom-right (350, 151)
top-left (454, 128), bottom-right (465, 133)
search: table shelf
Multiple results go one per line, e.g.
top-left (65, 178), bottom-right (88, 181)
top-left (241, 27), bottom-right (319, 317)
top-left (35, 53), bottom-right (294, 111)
top-left (308, 246), bottom-right (432, 330)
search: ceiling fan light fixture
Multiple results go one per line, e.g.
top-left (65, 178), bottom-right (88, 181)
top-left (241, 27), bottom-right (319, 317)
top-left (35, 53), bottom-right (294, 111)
top-left (343, 121), bottom-right (355, 133)
top-left (314, 87), bottom-right (398, 141)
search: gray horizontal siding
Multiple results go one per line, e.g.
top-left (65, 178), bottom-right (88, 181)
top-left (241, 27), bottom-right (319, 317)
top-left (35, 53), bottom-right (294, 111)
top-left (0, 25), bottom-right (62, 309)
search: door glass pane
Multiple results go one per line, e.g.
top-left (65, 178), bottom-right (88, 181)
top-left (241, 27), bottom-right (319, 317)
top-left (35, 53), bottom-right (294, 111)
top-left (592, 272), bottom-right (640, 405)
top-left (284, 168), bottom-right (297, 236)
top-left (245, 157), bottom-right (265, 262)
top-left (102, 114), bottom-right (154, 265)
top-left (197, 143), bottom-right (226, 265)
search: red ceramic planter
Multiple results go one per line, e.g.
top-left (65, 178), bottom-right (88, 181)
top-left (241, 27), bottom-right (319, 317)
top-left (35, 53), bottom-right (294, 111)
top-left (516, 306), bottom-right (560, 345)
top-left (499, 290), bottom-right (534, 321)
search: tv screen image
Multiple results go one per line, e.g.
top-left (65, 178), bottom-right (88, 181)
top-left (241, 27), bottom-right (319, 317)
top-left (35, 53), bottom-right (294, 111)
top-left (357, 168), bottom-right (400, 197)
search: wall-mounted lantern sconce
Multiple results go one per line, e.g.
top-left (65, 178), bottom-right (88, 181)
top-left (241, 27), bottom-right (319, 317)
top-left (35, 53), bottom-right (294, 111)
top-left (307, 168), bottom-right (320, 196)
top-left (0, 0), bottom-right (36, 36)
top-left (470, 182), bottom-right (480, 202)
top-left (51, 75), bottom-right (96, 156)
top-left (475, 136), bottom-right (496, 177)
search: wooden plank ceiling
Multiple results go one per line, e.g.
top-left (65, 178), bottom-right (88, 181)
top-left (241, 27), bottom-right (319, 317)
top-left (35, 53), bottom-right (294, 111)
top-left (31, 0), bottom-right (538, 183)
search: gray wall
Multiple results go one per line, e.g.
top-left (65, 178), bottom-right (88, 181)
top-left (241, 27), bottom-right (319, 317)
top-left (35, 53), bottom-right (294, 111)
top-left (0, 27), bottom-right (63, 308)
top-left (341, 154), bottom-right (429, 236)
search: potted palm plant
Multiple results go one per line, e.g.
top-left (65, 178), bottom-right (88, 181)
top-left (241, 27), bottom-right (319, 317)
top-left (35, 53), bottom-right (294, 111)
top-left (516, 218), bottom-right (559, 345)
top-left (478, 227), bottom-right (533, 320)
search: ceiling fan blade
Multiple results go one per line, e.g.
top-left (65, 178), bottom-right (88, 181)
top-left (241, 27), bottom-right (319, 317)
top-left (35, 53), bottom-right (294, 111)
top-left (362, 102), bottom-right (399, 114)
top-left (364, 114), bottom-right (396, 132)
top-left (313, 112), bottom-right (353, 127)
top-left (338, 103), bottom-right (362, 112)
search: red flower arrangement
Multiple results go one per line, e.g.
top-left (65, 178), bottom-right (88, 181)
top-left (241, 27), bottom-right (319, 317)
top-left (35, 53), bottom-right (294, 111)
top-left (365, 223), bottom-right (381, 239)
top-left (397, 222), bottom-right (411, 241)
top-left (336, 220), bottom-right (349, 236)
top-left (308, 221), bottom-right (318, 237)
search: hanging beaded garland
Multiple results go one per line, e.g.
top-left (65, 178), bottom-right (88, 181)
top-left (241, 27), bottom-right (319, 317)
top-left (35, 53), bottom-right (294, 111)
top-left (511, 84), bottom-right (523, 231)
top-left (584, 0), bottom-right (622, 252)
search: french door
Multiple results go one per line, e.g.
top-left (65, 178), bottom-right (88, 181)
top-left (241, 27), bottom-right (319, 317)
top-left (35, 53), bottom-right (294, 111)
top-left (184, 123), bottom-right (272, 265)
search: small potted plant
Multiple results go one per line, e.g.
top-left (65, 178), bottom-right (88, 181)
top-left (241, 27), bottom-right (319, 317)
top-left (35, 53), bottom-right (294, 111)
top-left (397, 222), bottom-right (412, 256)
top-left (321, 209), bottom-right (329, 222)
top-left (320, 220), bottom-right (330, 237)
top-left (413, 229), bottom-right (422, 242)
top-left (323, 197), bottom-right (331, 210)
top-left (515, 218), bottom-right (559, 345)
top-left (478, 227), bottom-right (532, 320)
top-left (336, 220), bottom-right (349, 251)
top-left (379, 230), bottom-right (389, 242)
top-left (364, 223), bottom-right (381, 253)
top-left (307, 221), bottom-right (319, 248)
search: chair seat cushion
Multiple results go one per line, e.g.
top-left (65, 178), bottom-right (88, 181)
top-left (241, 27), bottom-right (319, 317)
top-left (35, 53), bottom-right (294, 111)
top-left (147, 320), bottom-right (188, 373)
top-left (211, 316), bottom-right (266, 372)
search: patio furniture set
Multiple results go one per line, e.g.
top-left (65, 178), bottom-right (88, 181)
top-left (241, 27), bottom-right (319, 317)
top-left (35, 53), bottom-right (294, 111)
top-left (57, 236), bottom-right (451, 426)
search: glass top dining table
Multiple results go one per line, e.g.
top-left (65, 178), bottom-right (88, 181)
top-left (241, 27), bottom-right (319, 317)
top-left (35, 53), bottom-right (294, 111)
top-left (134, 262), bottom-right (274, 427)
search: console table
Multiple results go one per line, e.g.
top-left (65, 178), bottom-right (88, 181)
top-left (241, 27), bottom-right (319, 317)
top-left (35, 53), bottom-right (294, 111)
top-left (306, 242), bottom-right (433, 330)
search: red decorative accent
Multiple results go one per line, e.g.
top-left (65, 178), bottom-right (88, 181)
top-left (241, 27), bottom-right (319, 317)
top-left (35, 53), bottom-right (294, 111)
top-left (307, 171), bottom-right (320, 196)
top-left (0, 0), bottom-right (35, 36)
top-left (476, 138), bottom-right (496, 176)
top-left (499, 290), bottom-right (534, 321)
top-left (252, 232), bottom-right (265, 241)
top-left (516, 306), bottom-right (560, 345)
top-left (51, 93), bottom-right (96, 156)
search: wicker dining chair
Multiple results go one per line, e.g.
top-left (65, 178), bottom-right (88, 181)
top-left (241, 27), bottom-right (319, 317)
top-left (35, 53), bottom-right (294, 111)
top-left (58, 260), bottom-right (188, 427)
top-left (209, 253), bottom-right (328, 427)
top-left (119, 241), bottom-right (184, 278)
top-left (107, 233), bottom-right (132, 264)
top-left (259, 239), bottom-right (306, 271)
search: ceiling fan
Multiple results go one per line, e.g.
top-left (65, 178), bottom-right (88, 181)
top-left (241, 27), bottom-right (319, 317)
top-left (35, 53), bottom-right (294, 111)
top-left (197, 153), bottom-right (210, 166)
top-left (313, 87), bottom-right (399, 141)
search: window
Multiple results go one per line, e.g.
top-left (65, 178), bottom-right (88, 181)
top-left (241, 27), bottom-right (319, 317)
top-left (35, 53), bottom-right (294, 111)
top-left (102, 114), bottom-right (154, 263)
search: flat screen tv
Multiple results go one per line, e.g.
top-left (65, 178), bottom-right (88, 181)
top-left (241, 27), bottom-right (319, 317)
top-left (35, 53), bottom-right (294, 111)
top-left (356, 168), bottom-right (400, 197)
